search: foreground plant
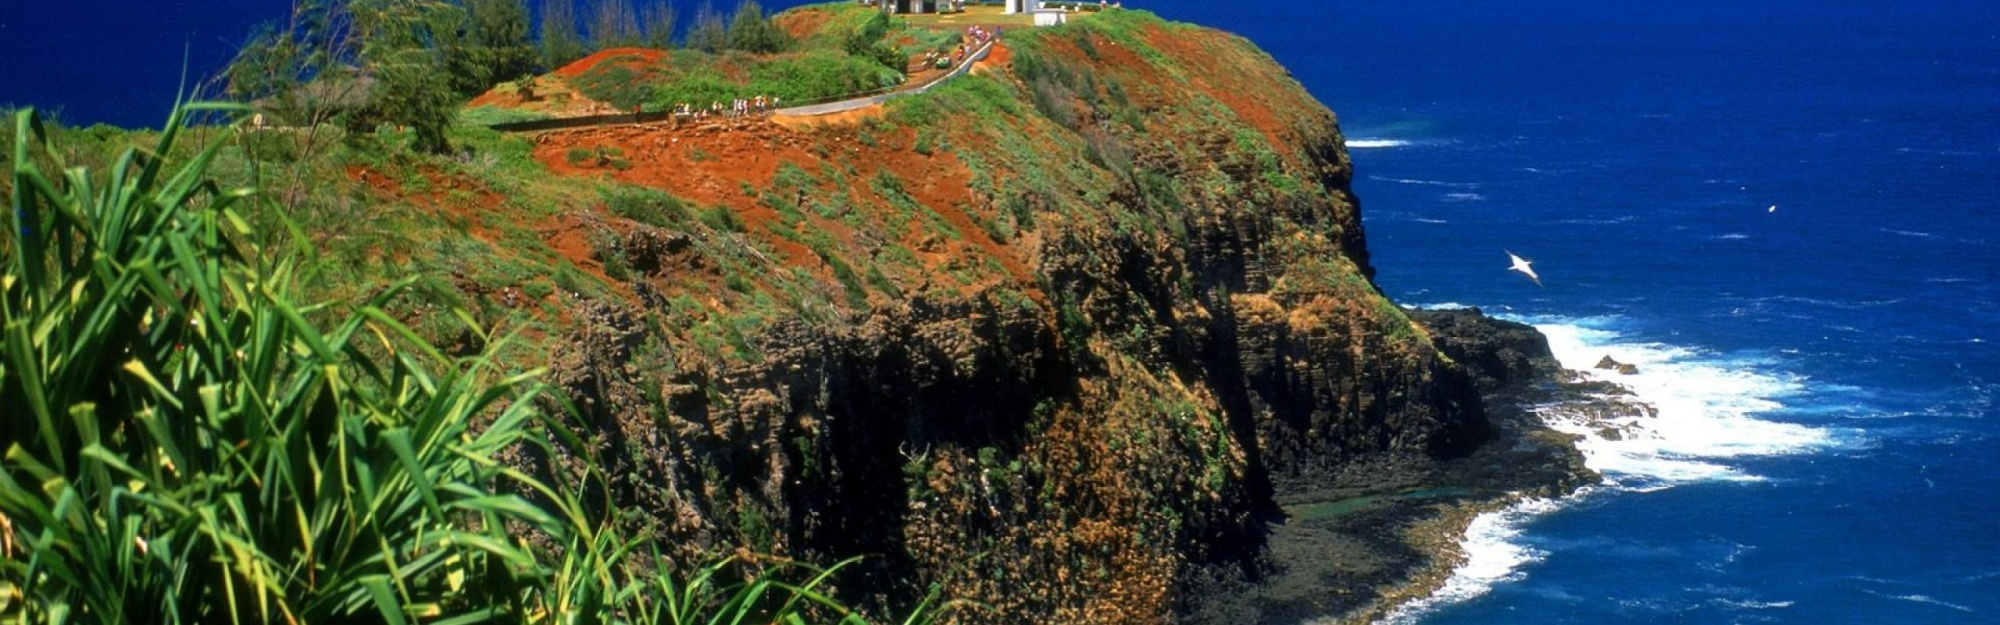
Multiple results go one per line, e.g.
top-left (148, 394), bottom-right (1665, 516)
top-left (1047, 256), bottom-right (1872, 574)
top-left (0, 103), bottom-right (952, 624)
top-left (1, 100), bottom-right (566, 622)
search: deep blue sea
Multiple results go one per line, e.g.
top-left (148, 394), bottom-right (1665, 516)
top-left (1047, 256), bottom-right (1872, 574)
top-left (13, 1), bottom-right (2000, 622)
top-left (0, 1), bottom-right (295, 128)
top-left (1184, 1), bottom-right (2000, 623)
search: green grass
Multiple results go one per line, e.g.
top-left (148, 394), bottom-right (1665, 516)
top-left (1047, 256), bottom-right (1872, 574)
top-left (458, 105), bottom-right (552, 128)
top-left (604, 184), bottom-right (695, 229)
top-left (634, 48), bottom-right (902, 112)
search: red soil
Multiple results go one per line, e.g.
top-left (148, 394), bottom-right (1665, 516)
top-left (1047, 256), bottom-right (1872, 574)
top-left (470, 47), bottom-right (675, 118)
top-left (525, 117), bottom-right (1041, 303)
top-left (773, 8), bottom-right (833, 42)
top-left (344, 163), bottom-right (623, 307)
top-left (553, 47), bottom-right (669, 79)
top-left (344, 164), bottom-right (503, 244)
top-left (978, 42), bottom-right (1013, 72)
top-left (1141, 25), bottom-right (1308, 162)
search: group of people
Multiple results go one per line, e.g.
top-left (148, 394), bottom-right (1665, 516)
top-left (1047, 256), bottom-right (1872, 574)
top-left (921, 25), bottom-right (999, 71)
top-left (669, 95), bottom-right (784, 121)
top-left (965, 24), bottom-right (998, 48)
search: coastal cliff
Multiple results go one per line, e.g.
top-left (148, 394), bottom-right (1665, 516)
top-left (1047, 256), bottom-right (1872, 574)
top-left (292, 6), bottom-right (1591, 622)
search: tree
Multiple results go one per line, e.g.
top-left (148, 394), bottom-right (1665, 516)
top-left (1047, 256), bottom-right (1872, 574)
top-left (223, 0), bottom-right (367, 129)
top-left (641, 1), bottom-right (679, 50)
top-left (351, 0), bottom-right (466, 154)
top-left (590, 0), bottom-right (644, 49)
top-left (541, 0), bottom-right (587, 68)
top-left (684, 1), bottom-right (727, 54)
top-left (465, 0), bottom-right (538, 84)
top-left (726, 0), bottom-right (788, 54)
top-left (842, 9), bottom-right (902, 76)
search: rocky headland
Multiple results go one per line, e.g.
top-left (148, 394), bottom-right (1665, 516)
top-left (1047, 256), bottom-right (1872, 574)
top-left (309, 6), bottom-right (1624, 623)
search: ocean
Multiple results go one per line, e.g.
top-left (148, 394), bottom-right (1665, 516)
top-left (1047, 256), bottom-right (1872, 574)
top-left (14, 1), bottom-right (2000, 622)
top-left (1182, 1), bottom-right (2000, 622)
top-left (0, 1), bottom-right (296, 128)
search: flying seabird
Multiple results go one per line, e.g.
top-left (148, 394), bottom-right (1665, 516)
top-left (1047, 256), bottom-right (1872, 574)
top-left (1506, 249), bottom-right (1543, 287)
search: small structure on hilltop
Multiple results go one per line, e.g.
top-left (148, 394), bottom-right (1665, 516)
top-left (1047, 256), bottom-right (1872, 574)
top-left (1032, 7), bottom-right (1069, 26)
top-left (1004, 0), bottom-right (1029, 13)
top-left (891, 0), bottom-right (938, 13)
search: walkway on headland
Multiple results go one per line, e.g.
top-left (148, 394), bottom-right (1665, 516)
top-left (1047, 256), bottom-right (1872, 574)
top-left (772, 40), bottom-right (996, 118)
top-left (488, 40), bottom-right (997, 133)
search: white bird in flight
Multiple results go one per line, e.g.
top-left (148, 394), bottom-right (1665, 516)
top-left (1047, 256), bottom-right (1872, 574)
top-left (1506, 249), bottom-right (1543, 287)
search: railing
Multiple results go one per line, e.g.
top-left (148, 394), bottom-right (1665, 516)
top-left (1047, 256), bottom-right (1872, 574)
top-left (487, 111), bottom-right (678, 133)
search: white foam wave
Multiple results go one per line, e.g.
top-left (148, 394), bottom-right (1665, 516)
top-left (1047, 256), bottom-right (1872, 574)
top-left (1442, 192), bottom-right (1486, 202)
top-left (1347, 139), bottom-right (1412, 149)
top-left (1749, 295), bottom-right (1907, 311)
top-left (1864, 590), bottom-right (1976, 613)
top-left (1406, 302), bottom-right (1473, 311)
top-left (1376, 498), bottom-right (1563, 624)
top-left (1368, 175), bottom-right (1481, 189)
top-left (1531, 321), bottom-right (1835, 487)
top-left (1370, 314), bottom-right (1841, 622)
top-left (1881, 228), bottom-right (1937, 238)
top-left (1714, 598), bottom-right (1796, 610)
top-left (1557, 215), bottom-right (1638, 225)
top-left (1414, 217), bottom-right (1450, 224)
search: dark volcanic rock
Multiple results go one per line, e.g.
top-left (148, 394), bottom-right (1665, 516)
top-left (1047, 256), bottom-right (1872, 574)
top-left (1408, 307), bottom-right (1560, 395)
top-left (1180, 310), bottom-right (1595, 625)
top-left (1594, 355), bottom-right (1640, 375)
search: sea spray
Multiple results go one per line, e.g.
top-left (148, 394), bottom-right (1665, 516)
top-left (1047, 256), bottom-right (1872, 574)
top-left (1532, 320), bottom-right (1835, 488)
top-left (1375, 313), bottom-right (1840, 622)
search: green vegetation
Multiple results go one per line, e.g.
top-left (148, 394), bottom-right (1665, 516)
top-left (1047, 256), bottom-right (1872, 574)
top-left (540, 0), bottom-right (588, 67)
top-left (227, 0), bottom-right (539, 153)
top-left (726, 0), bottom-right (790, 54)
top-left (567, 51), bottom-right (671, 109)
top-left (0, 103), bottom-right (948, 623)
top-left (632, 50), bottom-right (901, 111)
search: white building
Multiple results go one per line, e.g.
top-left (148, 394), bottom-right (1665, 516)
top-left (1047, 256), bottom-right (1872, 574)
top-left (1004, 0), bottom-right (1030, 13)
top-left (1032, 8), bottom-right (1068, 26)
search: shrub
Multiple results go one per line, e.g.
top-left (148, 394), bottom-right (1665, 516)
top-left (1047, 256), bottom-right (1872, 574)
top-left (1, 103), bottom-right (557, 623)
top-left (700, 204), bottom-right (746, 232)
top-left (604, 185), bottom-right (692, 228)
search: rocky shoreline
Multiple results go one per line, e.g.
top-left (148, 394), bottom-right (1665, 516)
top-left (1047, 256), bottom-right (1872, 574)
top-left (1181, 308), bottom-right (1647, 624)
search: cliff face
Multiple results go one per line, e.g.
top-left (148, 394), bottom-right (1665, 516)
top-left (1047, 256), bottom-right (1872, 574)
top-left (520, 10), bottom-right (1496, 623)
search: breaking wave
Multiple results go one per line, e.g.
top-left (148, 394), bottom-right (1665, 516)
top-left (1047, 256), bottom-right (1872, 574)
top-left (1375, 313), bottom-right (1844, 622)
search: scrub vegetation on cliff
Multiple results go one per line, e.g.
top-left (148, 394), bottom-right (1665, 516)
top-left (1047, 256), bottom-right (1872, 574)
top-left (1, 2), bottom-right (1574, 623)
